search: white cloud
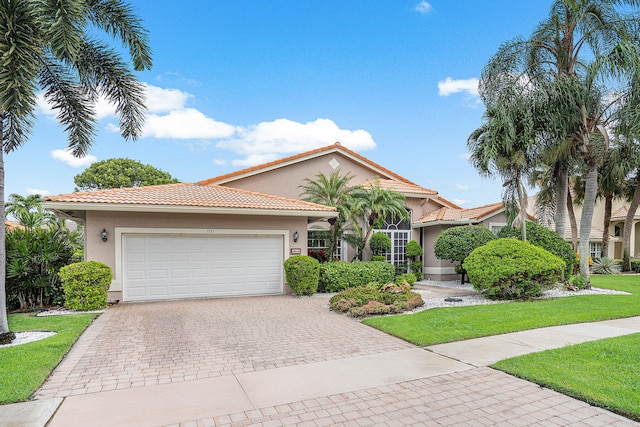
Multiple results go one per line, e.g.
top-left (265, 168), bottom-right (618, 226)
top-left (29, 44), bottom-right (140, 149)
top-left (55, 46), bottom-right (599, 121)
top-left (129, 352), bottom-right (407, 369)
top-left (213, 158), bottom-right (227, 166)
top-left (414, 1), bottom-right (432, 13)
top-left (26, 188), bottom-right (51, 196)
top-left (50, 149), bottom-right (97, 168)
top-left (455, 183), bottom-right (471, 190)
top-left (438, 77), bottom-right (479, 97)
top-left (453, 199), bottom-right (471, 206)
top-left (458, 152), bottom-right (471, 160)
top-left (216, 118), bottom-right (376, 166)
top-left (142, 108), bottom-right (236, 139)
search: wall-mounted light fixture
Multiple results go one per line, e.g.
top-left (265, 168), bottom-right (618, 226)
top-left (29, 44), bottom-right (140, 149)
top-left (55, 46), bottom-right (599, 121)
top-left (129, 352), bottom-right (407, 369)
top-left (293, 231), bottom-right (299, 242)
top-left (101, 229), bottom-right (108, 242)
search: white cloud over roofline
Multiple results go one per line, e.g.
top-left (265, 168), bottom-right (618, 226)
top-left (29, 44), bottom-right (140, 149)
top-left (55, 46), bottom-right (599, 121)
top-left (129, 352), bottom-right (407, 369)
top-left (217, 118), bottom-right (376, 166)
top-left (438, 77), bottom-right (480, 97)
top-left (26, 188), bottom-right (51, 196)
top-left (50, 148), bottom-right (97, 168)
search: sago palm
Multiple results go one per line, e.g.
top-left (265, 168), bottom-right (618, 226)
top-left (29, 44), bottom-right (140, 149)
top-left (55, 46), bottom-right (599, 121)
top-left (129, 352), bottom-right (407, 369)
top-left (0, 0), bottom-right (152, 342)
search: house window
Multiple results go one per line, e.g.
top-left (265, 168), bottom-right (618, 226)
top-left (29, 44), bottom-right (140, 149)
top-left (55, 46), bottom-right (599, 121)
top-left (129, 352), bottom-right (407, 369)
top-left (307, 230), bottom-right (342, 261)
top-left (589, 242), bottom-right (602, 259)
top-left (614, 225), bottom-right (622, 237)
top-left (374, 209), bottom-right (412, 270)
top-left (489, 222), bottom-right (507, 235)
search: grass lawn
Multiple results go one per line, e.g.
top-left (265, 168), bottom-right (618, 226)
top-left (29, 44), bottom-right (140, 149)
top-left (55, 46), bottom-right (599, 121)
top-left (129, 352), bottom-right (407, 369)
top-left (493, 333), bottom-right (640, 421)
top-left (363, 275), bottom-right (640, 346)
top-left (0, 312), bottom-right (97, 404)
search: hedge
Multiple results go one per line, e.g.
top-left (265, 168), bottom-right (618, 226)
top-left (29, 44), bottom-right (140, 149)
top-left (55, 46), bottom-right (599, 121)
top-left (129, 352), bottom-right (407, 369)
top-left (319, 261), bottom-right (395, 293)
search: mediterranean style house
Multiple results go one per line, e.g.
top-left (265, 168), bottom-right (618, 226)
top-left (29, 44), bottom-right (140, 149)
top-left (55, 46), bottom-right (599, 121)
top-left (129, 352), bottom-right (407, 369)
top-left (43, 143), bottom-right (510, 302)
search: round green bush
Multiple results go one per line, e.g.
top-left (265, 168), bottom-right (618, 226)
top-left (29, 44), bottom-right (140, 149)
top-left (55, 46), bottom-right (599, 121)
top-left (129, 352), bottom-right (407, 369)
top-left (405, 240), bottom-right (423, 259)
top-left (59, 261), bottom-right (112, 311)
top-left (284, 255), bottom-right (320, 296)
top-left (463, 238), bottom-right (565, 300)
top-left (498, 221), bottom-right (577, 277)
top-left (369, 232), bottom-right (391, 256)
top-left (434, 225), bottom-right (497, 263)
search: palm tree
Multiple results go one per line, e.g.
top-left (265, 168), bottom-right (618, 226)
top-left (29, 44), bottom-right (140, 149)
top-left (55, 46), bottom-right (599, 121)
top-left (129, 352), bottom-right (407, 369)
top-left (5, 193), bottom-right (55, 229)
top-left (468, 80), bottom-right (540, 241)
top-left (0, 0), bottom-right (152, 343)
top-left (348, 180), bottom-right (409, 261)
top-left (299, 171), bottom-right (355, 260)
top-left (479, 0), bottom-right (640, 285)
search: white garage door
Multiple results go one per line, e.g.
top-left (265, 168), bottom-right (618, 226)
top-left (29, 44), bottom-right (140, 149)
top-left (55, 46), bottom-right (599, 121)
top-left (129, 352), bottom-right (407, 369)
top-left (122, 234), bottom-right (283, 302)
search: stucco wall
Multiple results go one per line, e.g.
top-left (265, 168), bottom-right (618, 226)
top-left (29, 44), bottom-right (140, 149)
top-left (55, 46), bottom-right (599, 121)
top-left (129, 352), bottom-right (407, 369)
top-left (85, 210), bottom-right (308, 299)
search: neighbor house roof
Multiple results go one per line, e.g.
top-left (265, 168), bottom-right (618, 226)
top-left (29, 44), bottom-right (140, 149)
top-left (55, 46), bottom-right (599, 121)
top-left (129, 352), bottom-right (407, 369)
top-left (43, 183), bottom-right (337, 217)
top-left (611, 206), bottom-right (640, 221)
top-left (198, 142), bottom-right (418, 186)
top-left (414, 202), bottom-right (506, 226)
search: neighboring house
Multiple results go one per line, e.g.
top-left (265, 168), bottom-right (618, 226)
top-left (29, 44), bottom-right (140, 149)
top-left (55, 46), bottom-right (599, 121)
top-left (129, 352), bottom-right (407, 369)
top-left (42, 142), bottom-right (509, 303)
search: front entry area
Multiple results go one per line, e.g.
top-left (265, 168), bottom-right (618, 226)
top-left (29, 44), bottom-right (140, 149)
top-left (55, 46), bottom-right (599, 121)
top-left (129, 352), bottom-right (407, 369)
top-left (122, 233), bottom-right (284, 301)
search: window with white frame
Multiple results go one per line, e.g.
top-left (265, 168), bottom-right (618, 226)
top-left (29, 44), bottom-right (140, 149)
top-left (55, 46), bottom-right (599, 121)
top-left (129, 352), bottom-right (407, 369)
top-left (489, 222), bottom-right (507, 235)
top-left (307, 230), bottom-right (342, 261)
top-left (589, 242), bottom-right (602, 259)
top-left (374, 209), bottom-right (412, 270)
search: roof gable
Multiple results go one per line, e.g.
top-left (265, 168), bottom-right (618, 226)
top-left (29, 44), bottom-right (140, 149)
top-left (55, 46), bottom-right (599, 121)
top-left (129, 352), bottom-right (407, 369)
top-left (198, 142), bottom-right (417, 186)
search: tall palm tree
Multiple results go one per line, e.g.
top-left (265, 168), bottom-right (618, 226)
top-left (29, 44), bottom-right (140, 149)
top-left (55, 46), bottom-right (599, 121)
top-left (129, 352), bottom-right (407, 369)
top-left (479, 0), bottom-right (640, 285)
top-left (299, 170), bottom-right (355, 260)
top-left (5, 193), bottom-right (55, 229)
top-left (468, 79), bottom-right (540, 241)
top-left (0, 0), bottom-right (152, 342)
top-left (348, 180), bottom-right (409, 261)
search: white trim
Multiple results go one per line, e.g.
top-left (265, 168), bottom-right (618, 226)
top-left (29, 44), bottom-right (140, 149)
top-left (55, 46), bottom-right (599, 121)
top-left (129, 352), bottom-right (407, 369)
top-left (424, 266), bottom-right (456, 275)
top-left (413, 220), bottom-right (478, 228)
top-left (43, 202), bottom-right (336, 218)
top-left (489, 222), bottom-right (507, 234)
top-left (111, 227), bottom-right (289, 294)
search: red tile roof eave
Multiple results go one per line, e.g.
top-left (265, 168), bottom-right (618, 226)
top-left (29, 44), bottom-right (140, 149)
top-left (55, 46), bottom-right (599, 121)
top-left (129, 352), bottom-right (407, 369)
top-left (198, 143), bottom-right (417, 186)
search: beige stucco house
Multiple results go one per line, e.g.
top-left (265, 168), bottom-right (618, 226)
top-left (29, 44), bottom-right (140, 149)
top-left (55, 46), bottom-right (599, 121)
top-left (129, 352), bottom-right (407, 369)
top-left (43, 143), bottom-right (510, 302)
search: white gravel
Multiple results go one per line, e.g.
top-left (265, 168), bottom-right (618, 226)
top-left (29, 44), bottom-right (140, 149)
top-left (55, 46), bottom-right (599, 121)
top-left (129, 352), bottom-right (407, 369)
top-left (407, 280), bottom-right (629, 314)
top-left (1, 331), bottom-right (57, 348)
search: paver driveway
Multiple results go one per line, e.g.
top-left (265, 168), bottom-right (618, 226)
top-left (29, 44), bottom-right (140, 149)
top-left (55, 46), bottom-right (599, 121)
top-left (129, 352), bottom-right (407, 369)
top-left (37, 295), bottom-right (414, 399)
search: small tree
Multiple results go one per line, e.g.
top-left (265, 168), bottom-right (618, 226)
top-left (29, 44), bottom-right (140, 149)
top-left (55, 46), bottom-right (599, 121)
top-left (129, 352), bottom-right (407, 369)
top-left (369, 232), bottom-right (391, 258)
top-left (74, 158), bottom-right (179, 191)
top-left (405, 240), bottom-right (423, 276)
top-left (434, 225), bottom-right (497, 284)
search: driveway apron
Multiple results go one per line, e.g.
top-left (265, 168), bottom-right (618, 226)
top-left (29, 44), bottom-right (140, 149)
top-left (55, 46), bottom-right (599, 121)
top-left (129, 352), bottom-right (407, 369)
top-left (33, 295), bottom-right (640, 427)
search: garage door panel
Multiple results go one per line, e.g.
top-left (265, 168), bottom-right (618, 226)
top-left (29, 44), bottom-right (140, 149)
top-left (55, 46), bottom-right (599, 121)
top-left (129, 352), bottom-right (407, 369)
top-left (123, 234), bottom-right (283, 302)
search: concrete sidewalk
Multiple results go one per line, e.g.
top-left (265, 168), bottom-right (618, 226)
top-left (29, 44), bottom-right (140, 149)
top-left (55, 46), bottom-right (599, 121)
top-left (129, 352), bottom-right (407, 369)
top-left (2, 316), bottom-right (639, 426)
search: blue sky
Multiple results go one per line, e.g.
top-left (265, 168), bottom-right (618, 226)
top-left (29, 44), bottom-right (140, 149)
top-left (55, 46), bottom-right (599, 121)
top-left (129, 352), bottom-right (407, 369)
top-left (9, 1), bottom-right (553, 207)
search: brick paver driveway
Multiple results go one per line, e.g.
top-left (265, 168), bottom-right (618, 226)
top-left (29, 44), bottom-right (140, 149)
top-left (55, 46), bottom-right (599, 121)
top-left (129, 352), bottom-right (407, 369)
top-left (37, 295), bottom-right (413, 399)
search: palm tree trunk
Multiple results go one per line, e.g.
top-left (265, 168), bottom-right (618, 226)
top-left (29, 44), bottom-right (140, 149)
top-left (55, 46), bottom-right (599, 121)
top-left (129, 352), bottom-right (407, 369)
top-left (567, 188), bottom-right (578, 251)
top-left (579, 161), bottom-right (598, 289)
top-left (622, 173), bottom-right (640, 271)
top-left (601, 194), bottom-right (612, 258)
top-left (555, 168), bottom-right (568, 236)
top-left (0, 130), bottom-right (11, 338)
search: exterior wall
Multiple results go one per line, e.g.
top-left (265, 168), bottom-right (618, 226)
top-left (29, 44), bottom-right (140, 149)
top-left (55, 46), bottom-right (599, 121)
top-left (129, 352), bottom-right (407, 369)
top-left (421, 225), bottom-right (458, 281)
top-left (218, 152), bottom-right (395, 200)
top-left (85, 210), bottom-right (308, 301)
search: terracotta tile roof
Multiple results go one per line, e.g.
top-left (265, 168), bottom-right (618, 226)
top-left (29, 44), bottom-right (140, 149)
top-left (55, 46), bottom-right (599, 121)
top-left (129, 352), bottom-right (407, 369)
top-left (416, 202), bottom-right (505, 225)
top-left (611, 205), bottom-right (640, 220)
top-left (435, 196), bottom-right (462, 209)
top-left (198, 142), bottom-right (417, 186)
top-left (4, 220), bottom-right (23, 230)
top-left (362, 179), bottom-right (437, 196)
top-left (43, 183), bottom-right (337, 213)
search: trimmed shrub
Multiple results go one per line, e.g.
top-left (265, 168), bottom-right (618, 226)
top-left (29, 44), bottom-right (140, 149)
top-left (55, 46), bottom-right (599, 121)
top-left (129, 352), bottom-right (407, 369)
top-left (630, 258), bottom-right (640, 273)
top-left (406, 240), bottom-right (423, 275)
top-left (395, 273), bottom-right (417, 287)
top-left (370, 255), bottom-right (386, 262)
top-left (329, 283), bottom-right (423, 318)
top-left (591, 257), bottom-right (621, 275)
top-left (284, 255), bottom-right (320, 295)
top-left (369, 232), bottom-right (391, 256)
top-left (59, 261), bottom-right (112, 311)
top-left (498, 221), bottom-right (577, 278)
top-left (319, 261), bottom-right (395, 293)
top-left (463, 238), bottom-right (565, 300)
top-left (434, 225), bottom-right (496, 283)
top-left (568, 275), bottom-right (588, 290)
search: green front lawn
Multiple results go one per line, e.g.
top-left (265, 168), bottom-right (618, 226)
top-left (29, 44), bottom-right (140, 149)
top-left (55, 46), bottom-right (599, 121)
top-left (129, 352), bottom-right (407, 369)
top-left (363, 275), bottom-right (640, 346)
top-left (493, 333), bottom-right (640, 421)
top-left (0, 313), bottom-right (97, 404)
